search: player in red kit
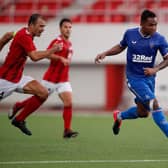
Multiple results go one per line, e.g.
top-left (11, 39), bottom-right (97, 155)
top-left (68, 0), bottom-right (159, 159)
top-left (0, 13), bottom-right (62, 136)
top-left (8, 18), bottom-right (79, 138)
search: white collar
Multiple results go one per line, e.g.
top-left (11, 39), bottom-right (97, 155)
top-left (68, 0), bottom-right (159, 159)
top-left (138, 28), bottom-right (151, 38)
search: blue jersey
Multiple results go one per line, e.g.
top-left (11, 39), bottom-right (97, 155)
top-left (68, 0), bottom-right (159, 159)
top-left (120, 27), bottom-right (168, 78)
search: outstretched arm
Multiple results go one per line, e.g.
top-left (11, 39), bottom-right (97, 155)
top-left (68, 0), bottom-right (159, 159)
top-left (27, 43), bottom-right (63, 61)
top-left (49, 54), bottom-right (70, 66)
top-left (95, 44), bottom-right (126, 64)
top-left (0, 32), bottom-right (14, 51)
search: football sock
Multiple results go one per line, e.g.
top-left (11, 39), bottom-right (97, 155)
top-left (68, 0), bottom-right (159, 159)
top-left (16, 96), bottom-right (45, 121)
top-left (120, 106), bottom-right (138, 120)
top-left (63, 106), bottom-right (72, 130)
top-left (151, 108), bottom-right (168, 137)
top-left (14, 99), bottom-right (31, 110)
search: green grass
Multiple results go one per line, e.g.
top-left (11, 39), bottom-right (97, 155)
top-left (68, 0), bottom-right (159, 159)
top-left (0, 112), bottom-right (168, 168)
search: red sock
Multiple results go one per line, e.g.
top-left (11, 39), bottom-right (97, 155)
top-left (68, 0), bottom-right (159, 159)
top-left (15, 97), bottom-right (32, 110)
top-left (16, 96), bottom-right (45, 121)
top-left (63, 106), bottom-right (72, 130)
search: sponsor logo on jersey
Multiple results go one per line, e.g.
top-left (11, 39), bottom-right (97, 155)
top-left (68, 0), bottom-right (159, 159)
top-left (132, 54), bottom-right (152, 63)
top-left (149, 42), bottom-right (154, 49)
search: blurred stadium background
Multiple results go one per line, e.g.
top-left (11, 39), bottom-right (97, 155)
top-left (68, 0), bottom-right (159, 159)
top-left (0, 0), bottom-right (168, 112)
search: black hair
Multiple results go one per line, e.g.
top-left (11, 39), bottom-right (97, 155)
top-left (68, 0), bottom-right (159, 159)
top-left (59, 18), bottom-right (72, 27)
top-left (28, 13), bottom-right (44, 26)
top-left (141, 9), bottom-right (156, 23)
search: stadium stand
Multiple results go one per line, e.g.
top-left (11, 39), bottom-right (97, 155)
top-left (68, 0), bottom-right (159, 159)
top-left (71, 0), bottom-right (168, 23)
top-left (1, 0), bottom-right (168, 23)
top-left (0, 0), bottom-right (74, 23)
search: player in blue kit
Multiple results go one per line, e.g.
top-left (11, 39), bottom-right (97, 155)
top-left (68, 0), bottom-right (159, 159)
top-left (95, 9), bottom-right (168, 137)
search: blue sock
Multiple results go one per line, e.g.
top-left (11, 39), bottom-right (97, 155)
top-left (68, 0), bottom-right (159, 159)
top-left (152, 108), bottom-right (168, 137)
top-left (120, 106), bottom-right (138, 120)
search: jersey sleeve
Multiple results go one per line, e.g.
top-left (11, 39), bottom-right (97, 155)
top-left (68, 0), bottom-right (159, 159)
top-left (18, 34), bottom-right (36, 53)
top-left (120, 30), bottom-right (128, 47)
top-left (159, 36), bottom-right (168, 57)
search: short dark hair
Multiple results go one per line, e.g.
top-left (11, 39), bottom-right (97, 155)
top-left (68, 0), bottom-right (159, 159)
top-left (141, 9), bottom-right (156, 23)
top-left (59, 18), bottom-right (72, 27)
top-left (28, 13), bottom-right (44, 26)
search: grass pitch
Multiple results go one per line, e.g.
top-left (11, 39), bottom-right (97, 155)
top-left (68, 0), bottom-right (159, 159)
top-left (0, 112), bottom-right (168, 168)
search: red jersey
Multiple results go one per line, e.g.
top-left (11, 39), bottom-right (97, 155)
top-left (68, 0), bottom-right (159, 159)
top-left (43, 35), bottom-right (73, 83)
top-left (0, 28), bottom-right (36, 83)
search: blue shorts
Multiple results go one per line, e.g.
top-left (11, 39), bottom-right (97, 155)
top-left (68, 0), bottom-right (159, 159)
top-left (127, 76), bottom-right (155, 105)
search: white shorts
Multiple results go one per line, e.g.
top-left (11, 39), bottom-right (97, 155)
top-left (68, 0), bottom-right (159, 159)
top-left (41, 80), bottom-right (72, 95)
top-left (0, 75), bottom-right (34, 100)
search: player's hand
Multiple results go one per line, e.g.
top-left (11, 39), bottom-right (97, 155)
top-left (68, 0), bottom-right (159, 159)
top-left (52, 42), bottom-right (63, 52)
top-left (60, 57), bottom-right (70, 66)
top-left (95, 53), bottom-right (106, 64)
top-left (143, 67), bottom-right (158, 76)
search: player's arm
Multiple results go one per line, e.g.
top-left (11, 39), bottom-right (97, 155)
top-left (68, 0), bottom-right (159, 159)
top-left (95, 44), bottom-right (126, 64)
top-left (0, 32), bottom-right (14, 51)
top-left (49, 54), bottom-right (70, 66)
top-left (27, 43), bottom-right (62, 61)
top-left (45, 41), bottom-right (69, 65)
top-left (144, 55), bottom-right (168, 76)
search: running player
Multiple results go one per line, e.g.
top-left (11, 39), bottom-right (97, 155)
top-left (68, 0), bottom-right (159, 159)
top-left (8, 18), bottom-right (79, 138)
top-left (0, 13), bottom-right (61, 136)
top-left (95, 9), bottom-right (168, 137)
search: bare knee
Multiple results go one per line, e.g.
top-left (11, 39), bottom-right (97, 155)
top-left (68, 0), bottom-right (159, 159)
top-left (152, 99), bottom-right (160, 110)
top-left (59, 92), bottom-right (72, 107)
top-left (34, 86), bottom-right (49, 100)
top-left (23, 80), bottom-right (49, 100)
top-left (137, 102), bottom-right (149, 118)
top-left (138, 111), bottom-right (149, 118)
top-left (37, 89), bottom-right (48, 100)
top-left (64, 100), bottom-right (72, 107)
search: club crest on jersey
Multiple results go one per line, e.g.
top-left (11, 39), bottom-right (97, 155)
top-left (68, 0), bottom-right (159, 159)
top-left (132, 54), bottom-right (152, 63)
top-left (149, 42), bottom-right (154, 49)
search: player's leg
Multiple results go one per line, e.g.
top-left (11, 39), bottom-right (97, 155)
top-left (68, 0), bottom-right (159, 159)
top-left (11, 77), bottom-right (48, 136)
top-left (113, 77), bottom-right (152, 135)
top-left (58, 82), bottom-right (78, 138)
top-left (9, 79), bottom-right (55, 120)
top-left (0, 79), bottom-right (33, 136)
top-left (8, 99), bottom-right (32, 120)
top-left (10, 80), bottom-right (48, 120)
top-left (59, 91), bottom-right (72, 130)
top-left (0, 79), bottom-right (17, 101)
top-left (112, 106), bottom-right (139, 135)
top-left (128, 76), bottom-right (168, 137)
top-left (151, 99), bottom-right (168, 137)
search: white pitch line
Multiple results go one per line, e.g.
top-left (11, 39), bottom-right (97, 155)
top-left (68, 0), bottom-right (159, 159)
top-left (0, 160), bottom-right (168, 165)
